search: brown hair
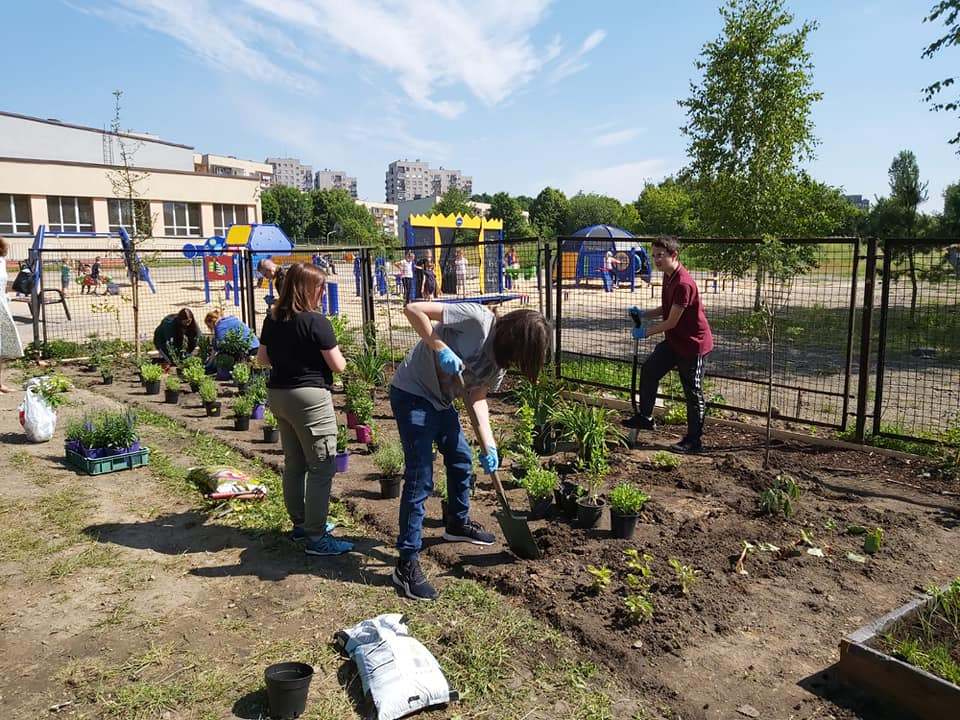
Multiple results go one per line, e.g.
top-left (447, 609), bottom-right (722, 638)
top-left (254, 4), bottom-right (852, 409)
top-left (271, 263), bottom-right (326, 321)
top-left (174, 308), bottom-right (199, 347)
top-left (0, 237), bottom-right (8, 258)
top-left (204, 309), bottom-right (223, 331)
top-left (652, 236), bottom-right (681, 256)
top-left (491, 309), bottom-right (550, 382)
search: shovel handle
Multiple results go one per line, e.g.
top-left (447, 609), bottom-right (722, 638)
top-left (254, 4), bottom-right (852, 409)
top-left (456, 373), bottom-right (514, 515)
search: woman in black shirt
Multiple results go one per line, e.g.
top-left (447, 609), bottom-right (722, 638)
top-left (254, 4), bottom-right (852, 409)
top-left (256, 263), bottom-right (351, 556)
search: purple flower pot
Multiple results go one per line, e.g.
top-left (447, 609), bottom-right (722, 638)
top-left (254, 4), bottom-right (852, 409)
top-left (345, 411), bottom-right (358, 429)
top-left (216, 366), bottom-right (231, 381)
top-left (355, 424), bottom-right (372, 444)
top-left (335, 452), bottom-right (349, 473)
top-left (251, 403), bottom-right (266, 420)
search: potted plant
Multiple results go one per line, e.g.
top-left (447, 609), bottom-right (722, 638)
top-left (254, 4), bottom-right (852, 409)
top-left (335, 425), bottom-right (349, 473)
top-left (521, 465), bottom-right (559, 520)
top-left (199, 378), bottom-right (221, 416)
top-left (64, 409), bottom-right (148, 474)
top-left (343, 379), bottom-right (372, 429)
top-left (512, 372), bottom-right (562, 456)
top-left (140, 363), bottom-right (163, 395)
top-left (215, 353), bottom-right (235, 381)
top-left (231, 362), bottom-right (251, 393)
top-left (576, 456), bottom-right (608, 529)
top-left (219, 327), bottom-right (252, 362)
top-left (99, 360), bottom-right (114, 385)
top-left (608, 482), bottom-right (650, 540)
top-left (231, 395), bottom-right (253, 431)
top-left (351, 391), bottom-right (375, 443)
top-left (372, 441), bottom-right (404, 498)
top-left (349, 339), bottom-right (389, 389)
top-left (164, 375), bottom-right (181, 404)
top-left (247, 375), bottom-right (268, 419)
top-left (262, 409), bottom-right (279, 443)
top-left (552, 400), bottom-right (623, 469)
top-left (181, 357), bottom-right (206, 392)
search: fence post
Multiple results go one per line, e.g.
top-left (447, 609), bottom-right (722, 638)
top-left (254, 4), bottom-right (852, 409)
top-left (543, 241), bottom-right (552, 322)
top-left (554, 238), bottom-right (563, 381)
top-left (30, 250), bottom-right (42, 352)
top-left (359, 248), bottom-right (375, 338)
top-left (840, 237), bottom-right (860, 432)
top-left (854, 236), bottom-right (878, 442)
top-left (872, 242), bottom-right (893, 437)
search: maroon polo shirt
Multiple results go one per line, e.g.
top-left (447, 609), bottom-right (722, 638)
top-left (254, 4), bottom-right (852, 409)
top-left (661, 263), bottom-right (713, 358)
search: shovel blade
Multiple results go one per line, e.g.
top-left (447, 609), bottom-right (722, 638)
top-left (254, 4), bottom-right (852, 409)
top-left (494, 509), bottom-right (541, 560)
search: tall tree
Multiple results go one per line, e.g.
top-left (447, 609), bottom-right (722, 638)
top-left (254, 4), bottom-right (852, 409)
top-left (922, 1), bottom-right (960, 151)
top-left (529, 187), bottom-right (569, 239)
top-left (261, 186), bottom-right (310, 242)
top-left (887, 150), bottom-right (930, 317)
top-left (434, 188), bottom-right (472, 217)
top-left (942, 181), bottom-right (960, 234)
top-left (306, 188), bottom-right (380, 244)
top-left (488, 192), bottom-right (531, 240)
top-left (563, 193), bottom-right (623, 234)
top-left (634, 177), bottom-right (698, 236)
top-left (679, 0), bottom-right (821, 308)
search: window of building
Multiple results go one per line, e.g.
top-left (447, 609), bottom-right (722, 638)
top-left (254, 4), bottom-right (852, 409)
top-left (162, 202), bottom-right (201, 236)
top-left (108, 199), bottom-right (152, 235)
top-left (213, 204), bottom-right (248, 236)
top-left (47, 196), bottom-right (94, 233)
top-left (0, 194), bottom-right (32, 234)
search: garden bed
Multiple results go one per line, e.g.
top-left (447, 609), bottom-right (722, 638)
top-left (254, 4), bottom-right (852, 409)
top-left (62, 362), bottom-right (960, 719)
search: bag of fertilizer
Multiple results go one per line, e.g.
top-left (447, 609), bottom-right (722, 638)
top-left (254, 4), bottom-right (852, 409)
top-left (186, 466), bottom-right (265, 496)
top-left (334, 613), bottom-right (456, 720)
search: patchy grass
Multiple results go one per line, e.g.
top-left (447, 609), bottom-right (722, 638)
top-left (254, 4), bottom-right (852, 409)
top-left (47, 544), bottom-right (121, 579)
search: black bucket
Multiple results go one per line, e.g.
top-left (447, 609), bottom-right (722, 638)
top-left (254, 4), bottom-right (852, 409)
top-left (264, 662), bottom-right (313, 719)
top-left (609, 510), bottom-right (639, 539)
top-left (576, 499), bottom-right (605, 529)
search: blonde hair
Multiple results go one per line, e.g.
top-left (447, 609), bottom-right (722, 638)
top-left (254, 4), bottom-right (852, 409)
top-left (204, 309), bottom-right (223, 330)
top-left (271, 263), bottom-right (326, 321)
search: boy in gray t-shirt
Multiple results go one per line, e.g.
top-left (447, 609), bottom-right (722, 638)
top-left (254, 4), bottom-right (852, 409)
top-left (389, 301), bottom-right (550, 601)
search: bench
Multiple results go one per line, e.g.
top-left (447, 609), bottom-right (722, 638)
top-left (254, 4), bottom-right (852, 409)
top-left (8, 289), bottom-right (72, 321)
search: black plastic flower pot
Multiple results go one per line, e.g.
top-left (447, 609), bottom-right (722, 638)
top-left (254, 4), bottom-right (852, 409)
top-left (144, 380), bottom-right (161, 395)
top-left (234, 416), bottom-right (250, 431)
top-left (263, 427), bottom-right (279, 443)
top-left (101, 376), bottom-right (114, 386)
top-left (236, 382), bottom-right (248, 394)
top-left (557, 481), bottom-right (581, 519)
top-left (264, 661), bottom-right (313, 720)
top-left (576, 498), bottom-right (605, 529)
top-left (165, 389), bottom-right (180, 404)
top-left (609, 509), bottom-right (640, 540)
top-left (205, 401), bottom-right (221, 417)
top-left (379, 476), bottom-right (402, 499)
top-left (527, 494), bottom-right (553, 521)
top-left (440, 499), bottom-right (448, 523)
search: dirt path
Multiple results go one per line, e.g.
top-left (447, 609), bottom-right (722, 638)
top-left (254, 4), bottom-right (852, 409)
top-left (0, 377), bottom-right (647, 720)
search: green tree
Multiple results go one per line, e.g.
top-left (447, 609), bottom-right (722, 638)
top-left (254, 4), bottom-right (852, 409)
top-left (563, 193), bottom-right (623, 234)
top-left (529, 187), bottom-right (569, 239)
top-left (306, 188), bottom-right (380, 244)
top-left (434, 188), bottom-right (473, 217)
top-left (488, 192), bottom-right (531, 240)
top-left (679, 0), bottom-right (822, 308)
top-left (261, 185), bottom-right (310, 242)
top-left (634, 177), bottom-right (698, 236)
top-left (617, 204), bottom-right (643, 234)
top-left (515, 195), bottom-right (535, 212)
top-left (261, 188), bottom-right (279, 225)
top-left (885, 150), bottom-right (930, 317)
top-left (922, 1), bottom-right (960, 150)
top-left (942, 181), bottom-right (960, 234)
top-left (470, 192), bottom-right (494, 203)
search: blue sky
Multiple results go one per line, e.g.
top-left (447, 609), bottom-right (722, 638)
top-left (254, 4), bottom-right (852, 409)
top-left (5, 1), bottom-right (959, 210)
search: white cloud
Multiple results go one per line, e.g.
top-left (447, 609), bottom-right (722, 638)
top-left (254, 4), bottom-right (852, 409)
top-left (550, 28), bottom-right (607, 82)
top-left (88, 0), bottom-right (593, 118)
top-left (569, 159), bottom-right (669, 201)
top-left (593, 128), bottom-right (644, 147)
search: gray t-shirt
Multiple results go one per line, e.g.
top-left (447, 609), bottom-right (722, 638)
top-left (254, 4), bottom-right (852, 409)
top-left (391, 303), bottom-right (505, 410)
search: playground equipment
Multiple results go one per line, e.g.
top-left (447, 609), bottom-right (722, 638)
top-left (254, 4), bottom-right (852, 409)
top-left (403, 213), bottom-right (507, 299)
top-left (560, 225), bottom-right (651, 288)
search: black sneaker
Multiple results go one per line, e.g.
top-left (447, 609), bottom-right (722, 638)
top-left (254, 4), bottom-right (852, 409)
top-left (670, 439), bottom-right (704, 454)
top-left (622, 414), bottom-right (656, 430)
top-left (442, 519), bottom-right (495, 546)
top-left (392, 556), bottom-right (438, 601)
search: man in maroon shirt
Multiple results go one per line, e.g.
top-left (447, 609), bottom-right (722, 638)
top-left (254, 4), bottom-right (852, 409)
top-left (622, 236), bottom-right (713, 453)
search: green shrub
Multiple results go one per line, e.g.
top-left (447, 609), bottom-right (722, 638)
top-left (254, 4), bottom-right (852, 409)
top-left (231, 395), bottom-right (254, 418)
top-left (219, 327), bottom-right (252, 358)
top-left (336, 425), bottom-right (349, 453)
top-left (140, 363), bottom-right (163, 382)
top-left (247, 374), bottom-right (267, 405)
top-left (521, 466), bottom-right (559, 500)
top-left (650, 451), bottom-right (681, 470)
top-left (182, 360), bottom-right (206, 388)
top-left (373, 441), bottom-right (404, 477)
top-left (198, 378), bottom-right (218, 404)
top-left (165, 375), bottom-right (181, 392)
top-left (263, 410), bottom-right (278, 429)
top-left (231, 362), bottom-right (251, 385)
top-left (609, 483), bottom-right (650, 515)
top-left (551, 401), bottom-right (623, 468)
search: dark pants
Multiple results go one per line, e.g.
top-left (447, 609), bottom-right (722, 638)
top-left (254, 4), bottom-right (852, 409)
top-left (390, 386), bottom-right (473, 561)
top-left (401, 277), bottom-right (412, 304)
top-left (639, 341), bottom-right (709, 444)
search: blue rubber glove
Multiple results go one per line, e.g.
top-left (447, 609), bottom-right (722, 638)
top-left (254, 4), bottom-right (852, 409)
top-left (437, 347), bottom-right (464, 375)
top-left (479, 445), bottom-right (499, 473)
top-left (632, 326), bottom-right (647, 340)
top-left (628, 306), bottom-right (644, 320)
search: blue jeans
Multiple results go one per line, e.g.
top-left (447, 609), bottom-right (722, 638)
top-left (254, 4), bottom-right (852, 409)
top-left (601, 269), bottom-right (614, 292)
top-left (390, 386), bottom-right (473, 560)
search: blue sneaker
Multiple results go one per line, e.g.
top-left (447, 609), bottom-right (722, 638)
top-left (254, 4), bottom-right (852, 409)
top-left (290, 521), bottom-right (336, 543)
top-left (304, 534), bottom-right (354, 556)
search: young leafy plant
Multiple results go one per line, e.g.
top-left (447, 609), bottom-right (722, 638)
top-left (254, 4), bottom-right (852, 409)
top-left (198, 378), bottom-right (218, 404)
top-left (624, 549), bottom-right (654, 580)
top-left (246, 374), bottom-right (268, 406)
top-left (551, 401), bottom-right (623, 468)
top-left (650, 450), bottom-right (681, 470)
top-left (586, 565), bottom-right (613, 594)
top-left (231, 394), bottom-right (254, 419)
top-left (336, 424), bottom-right (349, 454)
top-left (231, 362), bottom-right (251, 386)
top-left (219, 327), bottom-right (252, 359)
top-left (668, 558), bottom-right (700, 595)
top-left (373, 441), bottom-right (405, 477)
top-left (512, 402), bottom-right (536, 452)
top-left (609, 483), bottom-right (650, 515)
top-left (139, 363), bottom-right (163, 383)
top-left (864, 527), bottom-right (884, 555)
top-left (350, 340), bottom-right (390, 386)
top-left (521, 466), bottom-right (559, 500)
top-left (182, 358), bottom-right (207, 389)
top-left (582, 455), bottom-right (609, 504)
top-left (624, 593), bottom-right (654, 624)
top-left (758, 474), bottom-right (802, 518)
top-left (165, 375), bottom-right (181, 392)
top-left (263, 409), bottom-right (278, 429)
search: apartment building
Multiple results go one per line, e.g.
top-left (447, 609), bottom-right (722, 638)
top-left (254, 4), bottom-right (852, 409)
top-left (385, 159), bottom-right (472, 204)
top-left (315, 169), bottom-right (358, 198)
top-left (0, 110), bottom-right (261, 253)
top-left (266, 157), bottom-right (313, 191)
top-left (196, 154), bottom-right (273, 189)
top-left (356, 199), bottom-right (398, 237)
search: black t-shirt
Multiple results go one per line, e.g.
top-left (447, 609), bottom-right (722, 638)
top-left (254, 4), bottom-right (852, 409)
top-left (259, 311), bottom-right (337, 389)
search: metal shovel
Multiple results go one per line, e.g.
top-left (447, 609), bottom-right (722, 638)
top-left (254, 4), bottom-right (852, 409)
top-left (458, 378), bottom-right (541, 560)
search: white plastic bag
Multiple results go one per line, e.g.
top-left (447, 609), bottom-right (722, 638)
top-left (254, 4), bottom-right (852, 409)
top-left (335, 614), bottom-right (454, 720)
top-left (19, 386), bottom-right (57, 443)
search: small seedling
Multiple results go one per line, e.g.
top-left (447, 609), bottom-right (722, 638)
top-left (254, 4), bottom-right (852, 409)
top-left (625, 573), bottom-right (645, 591)
top-left (586, 565), bottom-right (613, 594)
top-left (734, 540), bottom-right (755, 575)
top-left (668, 558), bottom-right (700, 595)
top-left (624, 593), bottom-right (654, 624)
top-left (824, 518), bottom-right (838, 531)
top-left (650, 450), bottom-right (681, 470)
top-left (863, 527), bottom-right (884, 554)
top-left (624, 549), bottom-right (654, 580)
top-left (758, 473), bottom-right (801, 517)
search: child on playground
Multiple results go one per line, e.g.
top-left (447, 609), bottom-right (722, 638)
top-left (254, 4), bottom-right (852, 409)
top-left (622, 236), bottom-right (713, 454)
top-left (420, 256), bottom-right (438, 301)
top-left (60, 259), bottom-right (71, 295)
top-left (454, 249), bottom-right (468, 296)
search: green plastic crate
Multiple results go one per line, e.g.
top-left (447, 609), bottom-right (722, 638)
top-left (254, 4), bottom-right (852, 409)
top-left (65, 447), bottom-right (150, 476)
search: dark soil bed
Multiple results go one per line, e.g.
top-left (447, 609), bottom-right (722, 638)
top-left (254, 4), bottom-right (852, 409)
top-left (67, 363), bottom-right (960, 720)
